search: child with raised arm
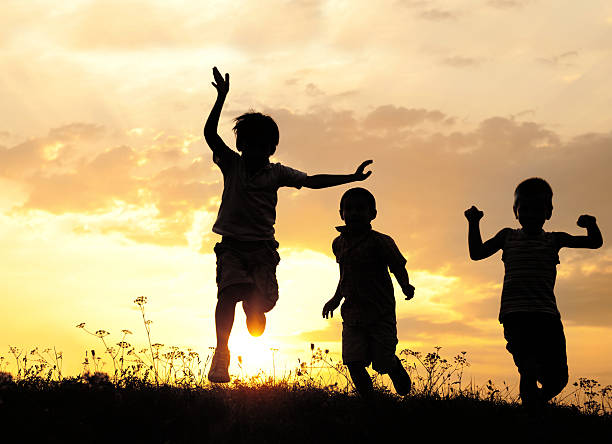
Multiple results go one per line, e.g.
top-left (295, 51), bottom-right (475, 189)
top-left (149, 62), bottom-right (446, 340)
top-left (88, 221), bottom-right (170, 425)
top-left (322, 187), bottom-right (414, 396)
top-left (204, 67), bottom-right (373, 383)
top-left (465, 177), bottom-right (603, 410)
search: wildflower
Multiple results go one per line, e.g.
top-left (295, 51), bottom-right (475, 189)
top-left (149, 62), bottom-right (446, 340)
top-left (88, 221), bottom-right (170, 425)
top-left (76, 323), bottom-right (86, 328)
top-left (152, 343), bottom-right (164, 349)
top-left (117, 341), bottom-right (131, 349)
top-left (121, 329), bottom-right (133, 335)
top-left (95, 330), bottom-right (109, 337)
top-left (134, 296), bottom-right (147, 306)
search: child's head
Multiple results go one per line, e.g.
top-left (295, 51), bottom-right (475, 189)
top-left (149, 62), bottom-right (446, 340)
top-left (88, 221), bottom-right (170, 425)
top-left (513, 177), bottom-right (553, 231)
top-left (339, 187), bottom-right (377, 227)
top-left (233, 112), bottom-right (279, 159)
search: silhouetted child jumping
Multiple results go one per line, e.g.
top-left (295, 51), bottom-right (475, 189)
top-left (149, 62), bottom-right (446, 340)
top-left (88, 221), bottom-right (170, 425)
top-left (465, 177), bottom-right (603, 410)
top-left (322, 187), bottom-right (414, 396)
top-left (204, 67), bottom-right (374, 383)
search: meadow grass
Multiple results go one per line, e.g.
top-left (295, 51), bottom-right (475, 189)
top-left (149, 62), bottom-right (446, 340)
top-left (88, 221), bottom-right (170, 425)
top-left (1, 297), bottom-right (611, 443)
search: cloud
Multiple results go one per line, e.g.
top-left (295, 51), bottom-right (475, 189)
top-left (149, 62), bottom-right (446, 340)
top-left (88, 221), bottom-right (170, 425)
top-left (442, 56), bottom-right (482, 68)
top-left (3, 107), bottom-right (612, 331)
top-left (487, 0), bottom-right (534, 9)
top-left (537, 51), bottom-right (579, 68)
top-left (418, 9), bottom-right (460, 21)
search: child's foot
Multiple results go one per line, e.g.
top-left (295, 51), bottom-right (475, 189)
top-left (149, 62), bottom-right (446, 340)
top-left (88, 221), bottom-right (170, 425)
top-left (388, 356), bottom-right (411, 396)
top-left (208, 348), bottom-right (230, 383)
top-left (243, 301), bottom-right (266, 337)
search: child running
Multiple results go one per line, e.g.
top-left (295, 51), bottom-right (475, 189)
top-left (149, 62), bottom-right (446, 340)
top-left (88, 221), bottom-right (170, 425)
top-left (322, 187), bottom-right (414, 396)
top-left (204, 67), bottom-right (373, 383)
top-left (465, 177), bottom-right (603, 411)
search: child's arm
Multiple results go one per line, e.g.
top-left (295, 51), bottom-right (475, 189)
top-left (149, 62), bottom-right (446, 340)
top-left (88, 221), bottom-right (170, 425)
top-left (556, 215), bottom-right (603, 249)
top-left (464, 206), bottom-right (509, 260)
top-left (390, 266), bottom-right (415, 301)
top-left (322, 265), bottom-right (344, 319)
top-left (203, 67), bottom-right (233, 160)
top-left (302, 160), bottom-right (373, 189)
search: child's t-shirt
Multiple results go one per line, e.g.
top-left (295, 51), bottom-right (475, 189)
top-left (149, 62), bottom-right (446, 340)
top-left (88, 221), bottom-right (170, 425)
top-left (333, 227), bottom-right (407, 325)
top-left (212, 148), bottom-right (307, 241)
top-left (500, 228), bottom-right (561, 322)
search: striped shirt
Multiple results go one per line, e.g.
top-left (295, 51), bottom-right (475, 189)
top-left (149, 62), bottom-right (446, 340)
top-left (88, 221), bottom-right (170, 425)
top-left (500, 228), bottom-right (561, 322)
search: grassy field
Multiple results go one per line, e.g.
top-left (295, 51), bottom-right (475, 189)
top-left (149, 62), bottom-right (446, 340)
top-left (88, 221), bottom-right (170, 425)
top-left (1, 376), bottom-right (611, 444)
top-left (2, 298), bottom-right (610, 443)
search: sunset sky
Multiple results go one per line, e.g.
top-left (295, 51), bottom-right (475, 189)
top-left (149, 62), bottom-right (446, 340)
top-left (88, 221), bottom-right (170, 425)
top-left (1, 0), bottom-right (612, 390)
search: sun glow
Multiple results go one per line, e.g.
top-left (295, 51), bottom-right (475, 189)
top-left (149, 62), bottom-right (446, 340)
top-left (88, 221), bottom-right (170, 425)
top-left (227, 327), bottom-right (283, 379)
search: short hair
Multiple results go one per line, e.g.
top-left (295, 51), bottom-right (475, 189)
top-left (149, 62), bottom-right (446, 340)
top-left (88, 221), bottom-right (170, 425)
top-left (233, 112), bottom-right (279, 155)
top-left (514, 177), bottom-right (553, 208)
top-left (340, 187), bottom-right (376, 213)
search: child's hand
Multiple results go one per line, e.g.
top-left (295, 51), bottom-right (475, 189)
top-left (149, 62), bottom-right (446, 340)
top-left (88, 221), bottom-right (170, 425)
top-left (464, 206), bottom-right (484, 223)
top-left (354, 160), bottom-right (373, 181)
top-left (212, 66), bottom-right (229, 96)
top-left (322, 298), bottom-right (341, 319)
top-left (403, 284), bottom-right (415, 301)
top-left (577, 215), bottom-right (597, 228)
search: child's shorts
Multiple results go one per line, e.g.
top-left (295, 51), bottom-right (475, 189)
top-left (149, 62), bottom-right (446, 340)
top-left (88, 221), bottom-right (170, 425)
top-left (502, 312), bottom-right (568, 386)
top-left (214, 237), bottom-right (281, 313)
top-left (342, 318), bottom-right (398, 373)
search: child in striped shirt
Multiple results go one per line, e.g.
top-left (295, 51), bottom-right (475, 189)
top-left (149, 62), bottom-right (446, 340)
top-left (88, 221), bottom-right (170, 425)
top-left (464, 177), bottom-right (602, 411)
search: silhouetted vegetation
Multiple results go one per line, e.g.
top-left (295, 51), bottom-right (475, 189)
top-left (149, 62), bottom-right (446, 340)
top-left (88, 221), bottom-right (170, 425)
top-left (1, 297), bottom-right (610, 443)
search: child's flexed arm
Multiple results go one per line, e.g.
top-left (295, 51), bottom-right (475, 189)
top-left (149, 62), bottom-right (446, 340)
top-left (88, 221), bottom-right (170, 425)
top-left (204, 67), bottom-right (233, 160)
top-left (556, 215), bottom-right (603, 249)
top-left (322, 265), bottom-right (344, 319)
top-left (390, 266), bottom-right (415, 301)
top-left (464, 206), bottom-right (509, 261)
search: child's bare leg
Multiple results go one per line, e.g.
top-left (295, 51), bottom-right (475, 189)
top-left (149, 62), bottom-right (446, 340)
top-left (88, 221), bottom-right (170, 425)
top-left (539, 369), bottom-right (568, 403)
top-left (347, 363), bottom-right (373, 396)
top-left (209, 285), bottom-right (249, 383)
top-left (519, 372), bottom-right (541, 406)
top-left (387, 356), bottom-right (411, 395)
top-left (215, 284), bottom-right (249, 350)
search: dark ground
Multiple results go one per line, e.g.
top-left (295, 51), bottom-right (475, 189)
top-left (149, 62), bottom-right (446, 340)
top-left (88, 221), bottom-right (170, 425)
top-left (1, 379), bottom-right (610, 443)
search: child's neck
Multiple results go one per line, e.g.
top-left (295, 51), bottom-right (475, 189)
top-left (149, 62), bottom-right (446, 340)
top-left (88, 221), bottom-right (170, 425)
top-left (243, 156), bottom-right (269, 175)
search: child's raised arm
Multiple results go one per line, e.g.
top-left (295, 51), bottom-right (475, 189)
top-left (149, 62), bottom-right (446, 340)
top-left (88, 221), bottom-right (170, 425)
top-left (465, 206), bottom-right (509, 261)
top-left (303, 160), bottom-right (373, 189)
top-left (204, 67), bottom-right (233, 160)
top-left (556, 215), bottom-right (603, 249)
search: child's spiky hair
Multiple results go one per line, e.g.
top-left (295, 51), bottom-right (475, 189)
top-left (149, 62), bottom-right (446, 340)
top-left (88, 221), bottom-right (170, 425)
top-left (514, 177), bottom-right (553, 208)
top-left (233, 112), bottom-right (279, 155)
top-left (340, 187), bottom-right (377, 213)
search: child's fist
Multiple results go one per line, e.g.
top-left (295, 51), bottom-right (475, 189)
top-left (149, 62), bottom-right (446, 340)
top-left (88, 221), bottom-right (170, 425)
top-left (464, 206), bottom-right (484, 222)
top-left (403, 284), bottom-right (415, 301)
top-left (577, 215), bottom-right (597, 228)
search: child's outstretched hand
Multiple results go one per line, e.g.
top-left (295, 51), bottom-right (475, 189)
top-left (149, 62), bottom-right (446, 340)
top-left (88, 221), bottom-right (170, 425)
top-left (212, 66), bottom-right (229, 96)
top-left (403, 284), bottom-right (415, 301)
top-left (464, 206), bottom-right (484, 223)
top-left (577, 214), bottom-right (597, 228)
top-left (322, 298), bottom-right (341, 319)
top-left (354, 160), bottom-right (373, 181)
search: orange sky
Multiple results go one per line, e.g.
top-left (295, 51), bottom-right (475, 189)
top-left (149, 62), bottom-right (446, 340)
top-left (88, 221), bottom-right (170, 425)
top-left (1, 0), bottom-right (612, 390)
